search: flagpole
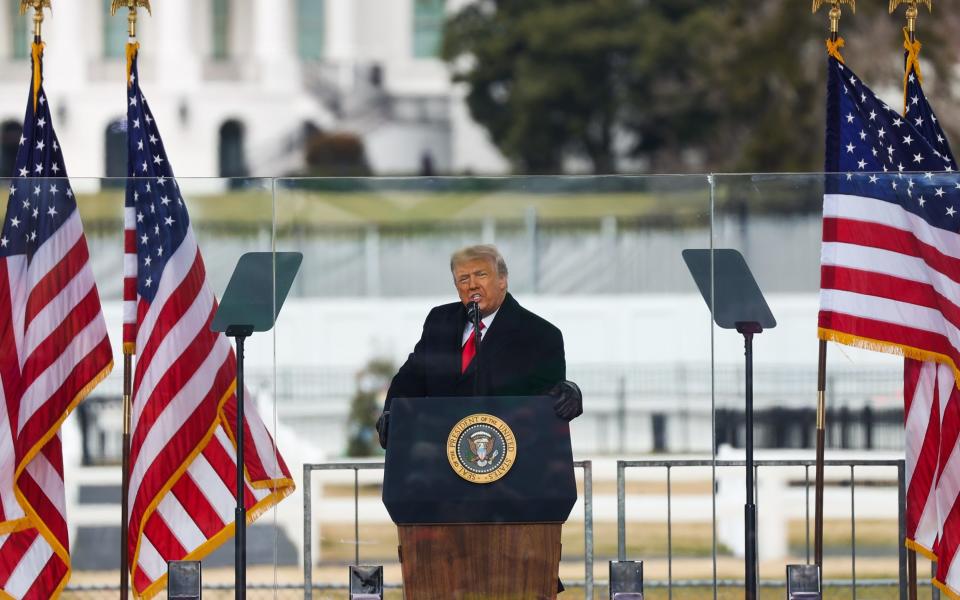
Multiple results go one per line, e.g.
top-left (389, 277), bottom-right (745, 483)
top-left (121, 354), bottom-right (132, 600)
top-left (118, 5), bottom-right (134, 594)
top-left (811, 0), bottom-right (854, 576)
top-left (815, 342), bottom-right (826, 568)
top-left (903, 10), bottom-right (918, 597)
top-left (111, 3), bottom-right (150, 598)
top-left (890, 3), bottom-right (931, 598)
top-left (119, 4), bottom-right (135, 595)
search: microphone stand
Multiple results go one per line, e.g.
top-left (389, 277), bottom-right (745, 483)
top-left (469, 301), bottom-right (481, 396)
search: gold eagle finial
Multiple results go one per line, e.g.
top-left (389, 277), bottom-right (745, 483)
top-left (110, 0), bottom-right (151, 16)
top-left (19, 1), bottom-right (51, 39)
top-left (889, 0), bottom-right (932, 38)
top-left (110, 0), bottom-right (151, 38)
top-left (812, 0), bottom-right (855, 36)
top-left (889, 0), bottom-right (932, 13)
top-left (812, 0), bottom-right (856, 14)
top-left (18, 0), bottom-right (50, 16)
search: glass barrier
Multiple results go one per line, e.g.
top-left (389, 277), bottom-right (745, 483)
top-left (0, 177), bottom-right (279, 597)
top-left (274, 175), bottom-right (714, 596)
top-left (0, 173), bottom-right (907, 597)
top-left (712, 173), bottom-right (905, 597)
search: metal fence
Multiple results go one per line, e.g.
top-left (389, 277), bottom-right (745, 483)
top-left (302, 460), bottom-right (595, 600)
top-left (60, 457), bottom-right (909, 599)
top-left (302, 458), bottom-right (907, 600)
top-left (272, 364), bottom-right (906, 455)
top-left (75, 362), bottom-right (906, 464)
top-left (617, 458), bottom-right (908, 600)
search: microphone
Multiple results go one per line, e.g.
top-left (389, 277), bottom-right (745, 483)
top-left (466, 301), bottom-right (480, 326)
top-left (467, 301), bottom-right (482, 347)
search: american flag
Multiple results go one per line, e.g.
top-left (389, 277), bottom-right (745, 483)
top-left (819, 54), bottom-right (960, 364)
top-left (0, 44), bottom-right (113, 599)
top-left (900, 37), bottom-right (954, 564)
top-left (818, 47), bottom-right (960, 595)
top-left (900, 39), bottom-right (960, 596)
top-left (122, 44), bottom-right (294, 599)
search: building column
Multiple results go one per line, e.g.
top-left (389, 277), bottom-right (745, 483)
top-left (154, 0), bottom-right (201, 89)
top-left (326, 0), bottom-right (357, 61)
top-left (45, 0), bottom-right (84, 89)
top-left (254, 0), bottom-right (296, 89)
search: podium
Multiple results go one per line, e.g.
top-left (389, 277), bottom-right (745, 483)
top-left (383, 396), bottom-right (577, 600)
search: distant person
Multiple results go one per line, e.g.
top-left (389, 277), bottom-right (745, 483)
top-left (419, 151), bottom-right (435, 176)
top-left (376, 244), bottom-right (581, 448)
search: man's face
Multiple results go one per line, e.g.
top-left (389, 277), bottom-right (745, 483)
top-left (453, 257), bottom-right (508, 317)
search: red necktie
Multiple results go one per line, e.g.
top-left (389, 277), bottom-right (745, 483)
top-left (461, 322), bottom-right (485, 373)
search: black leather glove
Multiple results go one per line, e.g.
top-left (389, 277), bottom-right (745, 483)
top-left (550, 380), bottom-right (583, 421)
top-left (375, 411), bottom-right (390, 449)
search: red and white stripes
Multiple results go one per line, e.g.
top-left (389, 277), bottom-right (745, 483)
top-left (819, 188), bottom-right (960, 594)
top-left (904, 359), bottom-right (940, 557)
top-left (125, 228), bottom-right (292, 599)
top-left (819, 193), bottom-right (960, 373)
top-left (0, 213), bottom-right (113, 599)
top-left (123, 204), bottom-right (138, 353)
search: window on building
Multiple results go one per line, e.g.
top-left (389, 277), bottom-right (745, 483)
top-left (9, 0), bottom-right (28, 60)
top-left (412, 0), bottom-right (445, 59)
top-left (0, 121), bottom-right (22, 178)
top-left (211, 0), bottom-right (230, 61)
top-left (104, 119), bottom-right (127, 187)
top-left (102, 0), bottom-right (126, 59)
top-left (219, 120), bottom-right (248, 179)
top-left (297, 0), bottom-right (324, 61)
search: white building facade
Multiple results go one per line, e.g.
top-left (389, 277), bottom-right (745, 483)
top-left (0, 0), bottom-right (508, 179)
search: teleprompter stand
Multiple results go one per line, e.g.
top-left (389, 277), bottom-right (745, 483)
top-left (683, 249), bottom-right (776, 600)
top-left (211, 252), bottom-right (302, 600)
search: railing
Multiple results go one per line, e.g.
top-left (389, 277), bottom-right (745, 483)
top-left (302, 460), bottom-right (595, 600)
top-left (617, 458), bottom-right (908, 600)
top-left (78, 364), bottom-right (906, 462)
top-left (60, 457), bottom-right (908, 598)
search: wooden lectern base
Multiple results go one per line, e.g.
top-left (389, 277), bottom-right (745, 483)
top-left (397, 523), bottom-right (562, 600)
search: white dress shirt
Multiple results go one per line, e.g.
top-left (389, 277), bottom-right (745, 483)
top-left (461, 308), bottom-right (499, 347)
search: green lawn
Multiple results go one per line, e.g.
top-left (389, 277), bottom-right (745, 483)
top-left (52, 187), bottom-right (710, 229)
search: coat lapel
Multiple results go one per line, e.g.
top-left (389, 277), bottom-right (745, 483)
top-left (448, 302), bottom-right (469, 388)
top-left (456, 293), bottom-right (521, 389)
top-left (477, 293), bottom-right (520, 358)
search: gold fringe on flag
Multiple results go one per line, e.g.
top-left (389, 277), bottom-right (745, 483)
top-left (905, 537), bottom-right (938, 562)
top-left (818, 327), bottom-right (960, 391)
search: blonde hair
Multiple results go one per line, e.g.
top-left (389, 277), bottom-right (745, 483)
top-left (449, 244), bottom-right (509, 277)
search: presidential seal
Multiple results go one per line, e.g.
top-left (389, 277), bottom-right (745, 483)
top-left (446, 413), bottom-right (517, 484)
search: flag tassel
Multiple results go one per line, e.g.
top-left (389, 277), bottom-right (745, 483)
top-left (825, 36), bottom-right (846, 63)
top-left (126, 42), bottom-right (139, 88)
top-left (31, 42), bottom-right (42, 111)
top-left (903, 29), bottom-right (923, 114)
